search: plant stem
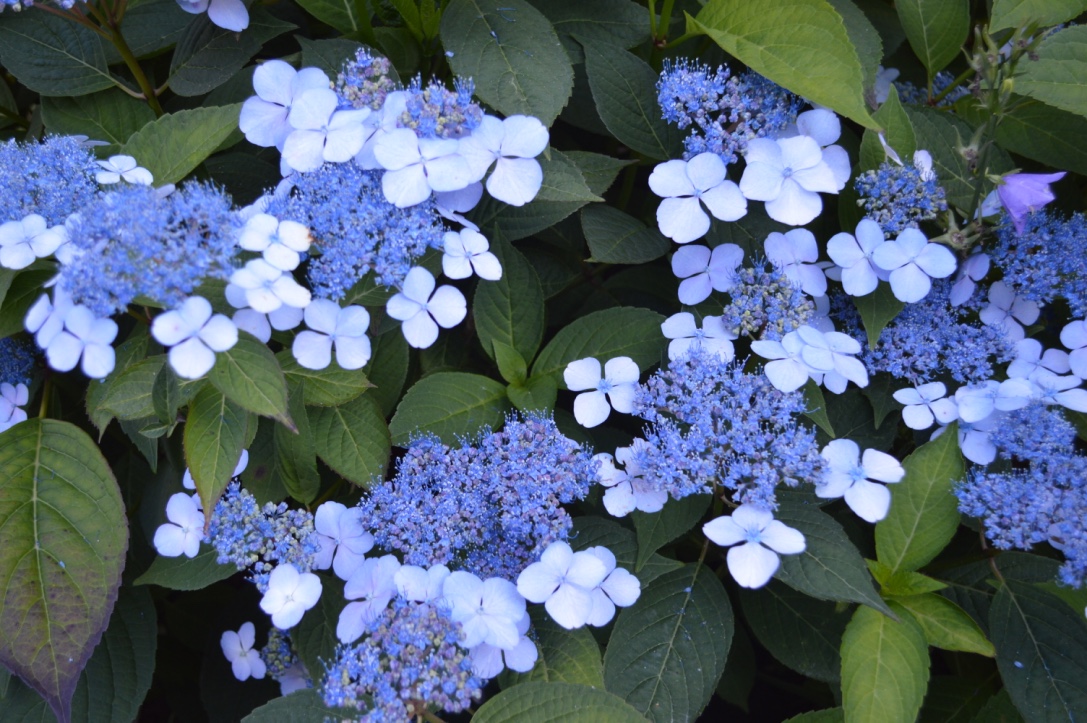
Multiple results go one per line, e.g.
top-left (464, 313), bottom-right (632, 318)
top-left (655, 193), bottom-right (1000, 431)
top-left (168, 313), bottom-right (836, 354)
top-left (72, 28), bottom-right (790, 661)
top-left (931, 66), bottom-right (975, 105)
top-left (38, 374), bottom-right (52, 419)
top-left (105, 21), bottom-right (164, 116)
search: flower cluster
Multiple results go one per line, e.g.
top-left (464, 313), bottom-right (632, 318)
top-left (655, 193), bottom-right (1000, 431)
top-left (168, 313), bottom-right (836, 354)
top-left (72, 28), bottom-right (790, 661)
top-left (854, 157), bottom-right (947, 235)
top-left (991, 210), bottom-right (1087, 318)
top-left (399, 77), bottom-right (482, 139)
top-left (0, 136), bottom-right (99, 226)
top-left (720, 261), bottom-right (815, 340)
top-left (336, 49), bottom-right (397, 110)
top-left (357, 413), bottom-right (596, 581)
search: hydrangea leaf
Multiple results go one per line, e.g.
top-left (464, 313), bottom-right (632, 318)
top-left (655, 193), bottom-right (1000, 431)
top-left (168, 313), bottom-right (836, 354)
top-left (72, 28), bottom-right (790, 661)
top-left (564, 151), bottom-right (636, 196)
top-left (784, 710), bottom-right (845, 722)
top-left (209, 332), bottom-right (292, 428)
top-left (740, 581), bottom-right (849, 683)
top-left (309, 393), bottom-right (390, 488)
top-left (276, 350), bottom-right (373, 409)
top-left (531, 0), bottom-right (649, 64)
top-left (858, 86), bottom-right (916, 173)
top-left (774, 503), bottom-right (893, 616)
top-left (875, 425), bottom-right (963, 574)
top-left (108, 0), bottom-right (192, 59)
top-left (936, 551), bottom-right (1060, 637)
top-left (990, 0), bottom-right (1087, 32)
top-left (241, 690), bottom-right (347, 722)
top-left (389, 372), bottom-right (512, 446)
top-left (87, 328), bottom-right (152, 434)
top-left (688, 0), bottom-right (880, 130)
top-left (472, 196), bottom-right (591, 241)
top-left (531, 307), bottom-right (666, 384)
top-left (120, 104), bottom-right (244, 186)
top-left (275, 382), bottom-right (320, 505)
top-left (890, 592), bottom-right (995, 656)
top-left (957, 96), bottom-right (1087, 178)
top-left (0, 419), bottom-right (128, 723)
top-left (41, 89), bottom-right (155, 148)
top-left (167, 9), bottom-right (297, 97)
top-left (1013, 25), bottom-right (1087, 120)
top-left (840, 603), bottom-right (930, 723)
top-left (475, 681), bottom-right (646, 723)
top-left (0, 266), bottom-right (55, 339)
top-left (582, 205), bottom-right (671, 265)
top-left (293, 573), bottom-right (346, 690)
top-left (0, 11), bottom-right (115, 96)
top-left (440, 0), bottom-right (574, 126)
top-left (826, 0), bottom-right (883, 96)
top-left (499, 608), bottom-right (604, 689)
top-left (602, 563), bottom-right (733, 722)
top-left (990, 581), bottom-right (1087, 722)
top-left (581, 42), bottom-right (685, 161)
top-left (364, 332), bottom-right (409, 417)
top-left (134, 545), bottom-right (235, 591)
top-left (293, 0), bottom-right (363, 36)
top-left (507, 374), bottom-right (558, 414)
top-left (631, 494), bottom-right (711, 571)
top-left (183, 385), bottom-right (248, 513)
top-left (535, 149), bottom-right (601, 204)
top-left (895, 0), bottom-right (969, 76)
top-left (0, 587), bottom-right (157, 723)
top-left (474, 233), bottom-right (545, 363)
top-left (101, 355), bottom-right (165, 421)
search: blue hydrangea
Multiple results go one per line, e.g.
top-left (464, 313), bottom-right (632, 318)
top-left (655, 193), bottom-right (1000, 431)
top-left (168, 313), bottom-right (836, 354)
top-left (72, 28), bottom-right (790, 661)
top-left (854, 161), bottom-right (947, 235)
top-left (720, 262), bottom-right (814, 340)
top-left (955, 405), bottom-right (1087, 587)
top-left (57, 182), bottom-right (239, 317)
top-left (834, 282), bottom-right (1013, 385)
top-left (260, 628), bottom-right (300, 679)
top-left (0, 136), bottom-right (99, 226)
top-left (206, 482), bottom-right (320, 592)
top-left (398, 77), bottom-right (482, 139)
top-left (991, 210), bottom-right (1087, 318)
top-left (322, 598), bottom-right (481, 718)
top-left (0, 337), bottom-right (36, 386)
top-left (896, 71), bottom-right (970, 106)
top-left (356, 413), bottom-right (596, 581)
top-left (336, 48), bottom-right (398, 110)
top-left (658, 60), bottom-right (802, 164)
top-left (266, 161), bottom-right (445, 300)
top-left (632, 349), bottom-right (823, 509)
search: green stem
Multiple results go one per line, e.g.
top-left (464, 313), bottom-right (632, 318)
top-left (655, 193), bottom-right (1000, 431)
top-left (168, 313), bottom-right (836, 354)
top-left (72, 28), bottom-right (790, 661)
top-left (663, 32), bottom-right (697, 50)
top-left (647, 0), bottom-right (658, 40)
top-left (0, 106), bottom-right (29, 129)
top-left (657, 0), bottom-right (676, 39)
top-left (38, 375), bottom-right (52, 419)
top-left (106, 23), bottom-right (163, 116)
top-left (931, 66), bottom-right (975, 105)
top-left (354, 0), bottom-right (378, 49)
top-left (965, 112), bottom-right (998, 223)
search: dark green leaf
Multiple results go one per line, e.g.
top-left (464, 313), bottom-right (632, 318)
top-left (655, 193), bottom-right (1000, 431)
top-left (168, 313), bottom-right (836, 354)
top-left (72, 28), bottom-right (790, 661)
top-left (965, 97), bottom-right (1087, 178)
top-left (276, 351), bottom-right (372, 408)
top-left (114, 0), bottom-right (192, 58)
top-left (184, 385), bottom-right (248, 512)
top-left (507, 374), bottom-right (558, 413)
top-left (827, 0), bottom-right (883, 96)
top-left (564, 151), bottom-right (636, 196)
top-left (276, 384), bottom-right (320, 504)
top-left (858, 86), bottom-right (916, 172)
top-left (474, 234), bottom-right (546, 363)
top-left (475, 682), bottom-right (646, 722)
top-left (40, 89), bottom-right (155, 147)
top-left (1015, 25), bottom-right (1087, 119)
top-left (365, 331), bottom-right (409, 417)
top-left (135, 545), bottom-right (235, 590)
top-left (292, 575), bottom-right (345, 691)
top-left (582, 205), bottom-right (671, 264)
top-left (631, 494), bottom-right (709, 570)
top-left (0, 12), bottom-right (114, 96)
top-left (0, 267), bottom-right (54, 340)
top-left (990, 0), bottom-right (1087, 32)
top-left (535, 149), bottom-right (601, 203)
top-left (102, 355), bottom-right (166, 421)
top-left (530, 0), bottom-right (649, 64)
top-left (309, 394), bottom-right (390, 487)
top-left (209, 332), bottom-right (292, 426)
top-left (853, 283), bottom-right (905, 350)
top-left (0, 420), bottom-right (127, 723)
top-left (294, 0), bottom-right (363, 35)
top-left (120, 104), bottom-right (244, 186)
top-left (241, 689), bottom-right (348, 722)
top-left (500, 608), bottom-right (604, 688)
top-left (389, 372), bottom-right (512, 446)
top-left (532, 307), bottom-right (666, 383)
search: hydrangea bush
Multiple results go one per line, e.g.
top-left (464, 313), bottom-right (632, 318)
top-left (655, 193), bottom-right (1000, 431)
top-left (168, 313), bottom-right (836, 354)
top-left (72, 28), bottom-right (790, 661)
top-left (0, 1), bottom-right (1086, 721)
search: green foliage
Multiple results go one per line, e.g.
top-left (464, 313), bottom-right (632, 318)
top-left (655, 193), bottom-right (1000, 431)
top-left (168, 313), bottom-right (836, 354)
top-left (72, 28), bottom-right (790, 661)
top-left (41, 88), bottom-right (155, 147)
top-left (500, 609), bottom-right (604, 688)
top-left (475, 682), bottom-right (647, 722)
top-left (473, 234), bottom-right (546, 363)
top-left (135, 546), bottom-right (236, 590)
top-left (631, 493), bottom-right (710, 570)
top-left (209, 332), bottom-right (292, 426)
top-left (990, 0), bottom-right (1087, 32)
top-left (184, 385), bottom-right (249, 512)
top-left (120, 104), bottom-right (244, 186)
top-left (308, 393), bottom-right (390, 487)
top-left (582, 205), bottom-right (671, 264)
top-left (389, 371), bottom-right (512, 446)
top-left (1015, 26), bottom-right (1087, 120)
top-left (532, 307), bottom-right (666, 383)
top-left (0, 12), bottom-right (115, 96)
top-left (895, 0), bottom-right (969, 76)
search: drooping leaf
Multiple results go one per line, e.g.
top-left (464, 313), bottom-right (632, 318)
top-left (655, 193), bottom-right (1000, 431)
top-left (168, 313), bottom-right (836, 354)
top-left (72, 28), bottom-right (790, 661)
top-left (603, 563), bottom-right (733, 722)
top-left (774, 504), bottom-right (893, 615)
top-left (582, 205), bottom-right (671, 265)
top-left (531, 307), bottom-right (666, 384)
top-left (840, 603), bottom-right (930, 723)
top-left (895, 0), bottom-right (969, 76)
top-left (120, 104), bottom-right (244, 186)
top-left (135, 546), bottom-right (236, 591)
top-left (688, 0), bottom-right (879, 129)
top-left (875, 426), bottom-right (963, 574)
top-left (40, 89), bottom-right (155, 148)
top-left (581, 42), bottom-right (684, 160)
top-left (474, 234), bottom-right (546, 363)
top-left (0, 420), bottom-right (127, 723)
top-left (441, 0), bottom-right (574, 126)
top-left (389, 372), bottom-right (512, 446)
top-left (0, 12), bottom-right (115, 96)
top-left (990, 581), bottom-right (1087, 723)
top-left (474, 682), bottom-right (647, 723)
top-left (1015, 25), bottom-right (1087, 120)
top-left (183, 385), bottom-right (248, 513)
top-left (309, 394), bottom-right (390, 487)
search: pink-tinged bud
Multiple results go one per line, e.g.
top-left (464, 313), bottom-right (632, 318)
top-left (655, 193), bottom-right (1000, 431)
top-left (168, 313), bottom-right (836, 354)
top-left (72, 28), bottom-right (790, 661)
top-left (997, 171), bottom-right (1066, 234)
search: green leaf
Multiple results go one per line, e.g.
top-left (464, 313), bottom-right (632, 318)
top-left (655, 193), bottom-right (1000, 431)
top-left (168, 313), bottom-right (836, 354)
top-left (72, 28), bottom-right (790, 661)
top-left (688, 0), bottom-right (879, 129)
top-left (292, 574), bottom-right (345, 690)
top-left (366, 331), bottom-right (409, 416)
top-left (184, 385), bottom-right (248, 513)
top-left (774, 504), bottom-right (893, 615)
top-left (492, 341), bottom-right (528, 385)
top-left (961, 97), bottom-right (1087, 178)
top-left (294, 0), bottom-right (362, 35)
top-left (785, 710), bottom-right (845, 723)
top-left (564, 151), bottom-right (636, 196)
top-left (603, 563), bottom-right (733, 722)
top-left (890, 593), bottom-right (994, 656)
top-left (152, 360), bottom-right (182, 430)
top-left (826, 0), bottom-right (883, 96)
top-left (209, 332), bottom-right (292, 426)
top-left (86, 326), bottom-right (151, 435)
top-left (531, 307), bottom-right (666, 383)
top-left (824, 387), bottom-right (897, 452)
top-left (120, 104), bottom-right (244, 186)
top-left (581, 42), bottom-right (683, 160)
top-left (969, 689), bottom-right (1024, 723)
top-left (309, 394), bottom-right (390, 487)
top-left (937, 551), bottom-right (1060, 637)
top-left (990, 0), bottom-right (1087, 32)
top-left (804, 379), bottom-right (836, 437)
top-left (920, 676), bottom-right (1001, 723)
top-left (858, 86), bottom-right (916, 172)
top-left (863, 372), bottom-right (902, 430)
top-left (135, 545), bottom-right (235, 590)
top-left (389, 372), bottom-right (512, 446)
top-left (480, 198), bottom-right (591, 242)
top-left (102, 355), bottom-right (166, 421)
top-left (276, 351), bottom-right (372, 408)
top-left (441, 0), bottom-right (574, 126)
top-left (1015, 25), bottom-right (1087, 119)
top-left (582, 205), bottom-right (671, 264)
top-left (841, 603), bottom-right (930, 723)
top-left (475, 682), bottom-right (647, 723)
top-left (474, 234), bottom-right (546, 363)
top-left (867, 561), bottom-right (948, 596)
top-left (507, 374), bottom-right (558, 413)
top-left (241, 689), bottom-right (348, 722)
top-left (500, 609), bottom-right (604, 688)
top-left (895, 0), bottom-right (969, 76)
top-left (853, 283), bottom-right (905, 349)
top-left (631, 494), bottom-right (710, 571)
top-left (167, 9), bottom-right (296, 96)
top-left (276, 384), bottom-right (320, 505)
top-left (40, 89), bottom-right (155, 147)
top-left (875, 426), bottom-right (963, 574)
top-left (0, 12), bottom-right (114, 96)
top-left (535, 149), bottom-right (602, 203)
top-left (0, 586), bottom-right (157, 723)
top-left (0, 266), bottom-right (55, 339)
top-left (113, 0), bottom-right (192, 58)
top-left (990, 581), bottom-right (1087, 722)
top-left (0, 420), bottom-right (127, 723)
top-left (531, 0), bottom-right (649, 64)
top-left (740, 580), bottom-right (849, 683)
